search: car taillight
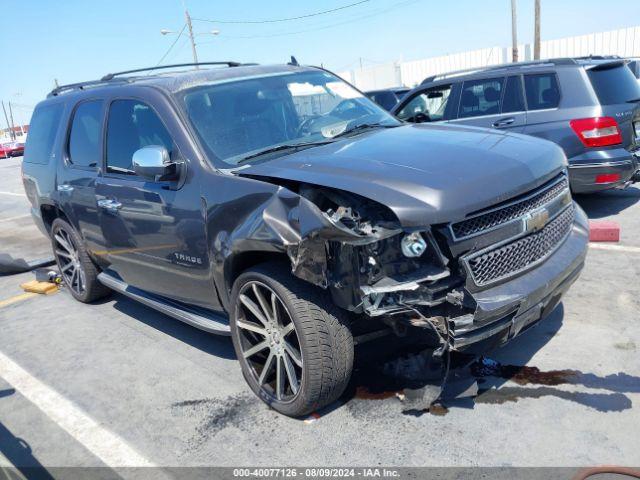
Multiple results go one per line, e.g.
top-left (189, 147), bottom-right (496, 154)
top-left (569, 117), bottom-right (622, 147)
top-left (595, 173), bottom-right (621, 184)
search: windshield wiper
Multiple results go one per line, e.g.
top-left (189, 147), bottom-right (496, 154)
top-left (626, 97), bottom-right (640, 103)
top-left (236, 140), bottom-right (333, 164)
top-left (330, 123), bottom-right (397, 139)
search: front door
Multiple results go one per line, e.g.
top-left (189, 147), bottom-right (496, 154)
top-left (96, 97), bottom-right (215, 308)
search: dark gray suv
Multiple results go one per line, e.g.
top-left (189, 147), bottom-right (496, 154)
top-left (22, 62), bottom-right (588, 416)
top-left (392, 58), bottom-right (640, 193)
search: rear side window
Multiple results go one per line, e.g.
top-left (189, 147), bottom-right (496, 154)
top-left (502, 76), bottom-right (525, 113)
top-left (587, 65), bottom-right (640, 105)
top-left (458, 77), bottom-right (504, 118)
top-left (23, 103), bottom-right (64, 164)
top-left (524, 73), bottom-right (560, 110)
top-left (106, 100), bottom-right (173, 174)
top-left (68, 100), bottom-right (103, 168)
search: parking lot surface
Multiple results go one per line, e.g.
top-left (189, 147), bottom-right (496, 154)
top-left (1, 156), bottom-right (639, 469)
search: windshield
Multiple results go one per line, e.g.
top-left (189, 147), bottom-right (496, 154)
top-left (179, 70), bottom-right (399, 166)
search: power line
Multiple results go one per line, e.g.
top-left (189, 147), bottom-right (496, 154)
top-left (154, 23), bottom-right (187, 67)
top-left (198, 0), bottom-right (420, 42)
top-left (193, 0), bottom-right (369, 24)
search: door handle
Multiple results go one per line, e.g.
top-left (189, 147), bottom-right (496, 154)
top-left (57, 184), bottom-right (74, 193)
top-left (97, 199), bottom-right (122, 213)
top-left (492, 117), bottom-right (516, 128)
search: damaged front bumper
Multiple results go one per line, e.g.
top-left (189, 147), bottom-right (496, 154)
top-left (449, 205), bottom-right (589, 349)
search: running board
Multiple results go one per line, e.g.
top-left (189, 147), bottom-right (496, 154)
top-left (97, 272), bottom-right (230, 335)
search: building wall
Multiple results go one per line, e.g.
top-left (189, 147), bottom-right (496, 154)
top-left (338, 25), bottom-right (640, 90)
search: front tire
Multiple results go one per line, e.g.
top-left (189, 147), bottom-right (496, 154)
top-left (230, 263), bottom-right (353, 417)
top-left (51, 218), bottom-right (110, 303)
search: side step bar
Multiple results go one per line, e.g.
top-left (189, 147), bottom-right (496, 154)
top-left (97, 272), bottom-right (230, 336)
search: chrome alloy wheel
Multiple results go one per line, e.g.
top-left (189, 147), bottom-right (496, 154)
top-left (235, 281), bottom-right (303, 402)
top-left (53, 227), bottom-right (86, 295)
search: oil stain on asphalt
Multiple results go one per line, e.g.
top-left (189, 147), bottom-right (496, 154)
top-left (345, 352), bottom-right (639, 416)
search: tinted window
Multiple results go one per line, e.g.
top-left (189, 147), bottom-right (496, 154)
top-left (106, 100), bottom-right (173, 173)
top-left (68, 100), bottom-right (102, 168)
top-left (502, 76), bottom-right (525, 113)
top-left (23, 103), bottom-right (64, 164)
top-left (458, 77), bottom-right (504, 118)
top-left (587, 65), bottom-right (640, 105)
top-left (396, 85), bottom-right (452, 122)
top-left (368, 91), bottom-right (399, 111)
top-left (524, 73), bottom-right (560, 110)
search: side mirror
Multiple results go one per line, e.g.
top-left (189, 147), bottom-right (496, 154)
top-left (132, 145), bottom-right (180, 182)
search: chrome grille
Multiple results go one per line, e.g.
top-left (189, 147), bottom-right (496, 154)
top-left (464, 205), bottom-right (574, 287)
top-left (451, 176), bottom-right (569, 239)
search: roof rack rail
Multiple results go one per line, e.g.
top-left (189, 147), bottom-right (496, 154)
top-left (48, 61), bottom-right (248, 97)
top-left (100, 61), bottom-right (244, 81)
top-left (48, 78), bottom-right (130, 97)
top-left (421, 58), bottom-right (578, 84)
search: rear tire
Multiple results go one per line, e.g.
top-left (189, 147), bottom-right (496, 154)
top-left (230, 262), bottom-right (353, 417)
top-left (50, 218), bottom-right (110, 303)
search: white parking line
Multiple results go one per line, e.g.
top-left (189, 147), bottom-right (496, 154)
top-left (589, 243), bottom-right (640, 254)
top-left (0, 214), bottom-right (30, 223)
top-left (0, 350), bottom-right (156, 467)
top-left (0, 191), bottom-right (24, 197)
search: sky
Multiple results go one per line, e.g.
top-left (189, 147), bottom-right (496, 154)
top-left (2, 0), bottom-right (640, 125)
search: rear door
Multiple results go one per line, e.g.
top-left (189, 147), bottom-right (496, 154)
top-left (56, 99), bottom-right (108, 255)
top-left (449, 75), bottom-right (527, 132)
top-left (96, 94), bottom-right (216, 308)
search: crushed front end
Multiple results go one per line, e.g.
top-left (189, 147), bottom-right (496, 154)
top-left (292, 172), bottom-right (589, 352)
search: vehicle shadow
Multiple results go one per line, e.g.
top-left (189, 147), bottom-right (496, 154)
top-left (0, 388), bottom-right (55, 480)
top-left (575, 185), bottom-right (640, 219)
top-left (342, 304), bottom-right (637, 416)
top-left (110, 293), bottom-right (236, 360)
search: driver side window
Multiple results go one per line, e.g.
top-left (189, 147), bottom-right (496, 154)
top-left (397, 85), bottom-right (452, 123)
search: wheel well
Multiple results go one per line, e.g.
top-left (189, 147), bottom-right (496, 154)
top-left (40, 204), bottom-right (70, 233)
top-left (227, 251), bottom-right (290, 292)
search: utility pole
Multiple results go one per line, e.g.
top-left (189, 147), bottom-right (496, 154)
top-left (185, 8), bottom-right (199, 67)
top-left (510, 0), bottom-right (518, 62)
top-left (1, 101), bottom-right (11, 142)
top-left (534, 0), bottom-right (541, 60)
top-left (8, 102), bottom-right (16, 140)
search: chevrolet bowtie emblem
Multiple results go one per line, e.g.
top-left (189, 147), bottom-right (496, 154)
top-left (525, 207), bottom-right (550, 233)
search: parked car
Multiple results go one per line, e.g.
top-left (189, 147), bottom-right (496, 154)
top-left (0, 141), bottom-right (24, 158)
top-left (365, 87), bottom-right (410, 111)
top-left (392, 58), bottom-right (640, 193)
top-left (22, 62), bottom-right (588, 416)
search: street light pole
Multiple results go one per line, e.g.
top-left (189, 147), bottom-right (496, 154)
top-left (185, 8), bottom-right (199, 67)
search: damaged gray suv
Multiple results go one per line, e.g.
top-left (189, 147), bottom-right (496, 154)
top-left (22, 62), bottom-right (589, 416)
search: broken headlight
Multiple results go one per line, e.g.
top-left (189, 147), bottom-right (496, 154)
top-left (401, 232), bottom-right (428, 258)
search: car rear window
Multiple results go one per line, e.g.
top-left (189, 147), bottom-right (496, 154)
top-left (23, 103), bottom-right (64, 164)
top-left (587, 64), bottom-right (640, 105)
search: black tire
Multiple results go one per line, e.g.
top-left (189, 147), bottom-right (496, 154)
top-left (50, 218), bottom-right (111, 303)
top-left (230, 262), bottom-right (353, 417)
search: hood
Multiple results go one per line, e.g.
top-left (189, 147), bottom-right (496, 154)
top-left (235, 124), bottom-right (567, 227)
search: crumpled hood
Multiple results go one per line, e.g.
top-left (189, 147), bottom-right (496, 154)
top-left (235, 123), bottom-right (567, 227)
